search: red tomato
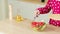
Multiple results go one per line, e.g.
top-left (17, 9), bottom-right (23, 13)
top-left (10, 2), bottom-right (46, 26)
top-left (32, 22), bottom-right (39, 27)
top-left (39, 22), bottom-right (44, 26)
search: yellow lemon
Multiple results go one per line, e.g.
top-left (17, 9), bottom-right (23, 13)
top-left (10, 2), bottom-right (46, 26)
top-left (15, 15), bottom-right (24, 22)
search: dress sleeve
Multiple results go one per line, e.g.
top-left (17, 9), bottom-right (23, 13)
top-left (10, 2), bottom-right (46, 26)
top-left (36, 0), bottom-right (52, 14)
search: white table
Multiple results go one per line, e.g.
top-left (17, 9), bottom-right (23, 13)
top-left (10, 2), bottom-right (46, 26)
top-left (0, 19), bottom-right (60, 34)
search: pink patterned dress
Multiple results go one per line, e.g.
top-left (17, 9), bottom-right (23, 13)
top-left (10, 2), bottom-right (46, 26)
top-left (36, 0), bottom-right (60, 27)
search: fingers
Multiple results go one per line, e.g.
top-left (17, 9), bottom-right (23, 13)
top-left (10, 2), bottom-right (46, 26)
top-left (34, 10), bottom-right (40, 17)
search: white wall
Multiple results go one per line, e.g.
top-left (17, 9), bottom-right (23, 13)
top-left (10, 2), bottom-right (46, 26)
top-left (0, 0), bottom-right (8, 20)
top-left (8, 0), bottom-right (52, 23)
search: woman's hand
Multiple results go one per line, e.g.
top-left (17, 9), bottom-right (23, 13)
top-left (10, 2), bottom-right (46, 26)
top-left (34, 10), bottom-right (40, 17)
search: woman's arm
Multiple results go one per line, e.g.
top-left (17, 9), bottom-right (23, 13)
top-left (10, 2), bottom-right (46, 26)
top-left (36, 0), bottom-right (52, 14)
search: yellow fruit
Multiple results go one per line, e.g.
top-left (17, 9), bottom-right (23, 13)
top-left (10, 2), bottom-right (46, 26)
top-left (15, 15), bottom-right (24, 22)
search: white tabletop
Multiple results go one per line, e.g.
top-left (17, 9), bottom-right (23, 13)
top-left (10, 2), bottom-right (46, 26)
top-left (0, 19), bottom-right (60, 34)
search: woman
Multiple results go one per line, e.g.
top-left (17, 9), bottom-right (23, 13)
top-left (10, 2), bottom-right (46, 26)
top-left (34, 0), bottom-right (60, 27)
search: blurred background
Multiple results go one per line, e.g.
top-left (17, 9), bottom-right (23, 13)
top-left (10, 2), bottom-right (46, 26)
top-left (0, 0), bottom-right (52, 23)
top-left (0, 0), bottom-right (8, 20)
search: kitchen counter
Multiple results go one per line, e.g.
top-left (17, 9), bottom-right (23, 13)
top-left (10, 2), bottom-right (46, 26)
top-left (0, 18), bottom-right (60, 34)
top-left (18, 0), bottom-right (48, 5)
